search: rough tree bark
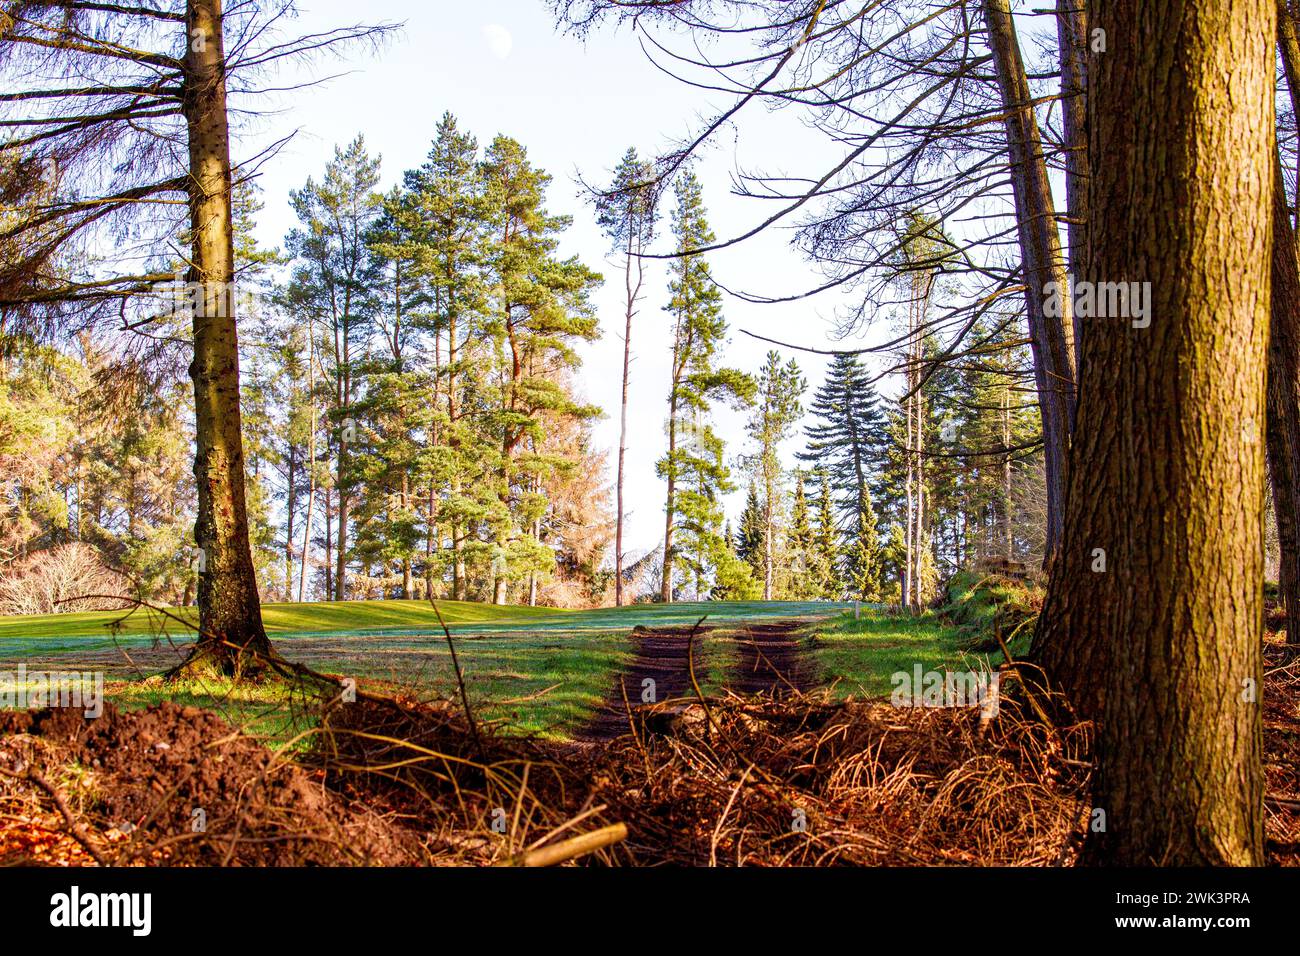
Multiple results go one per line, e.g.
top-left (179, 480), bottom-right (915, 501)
top-left (181, 0), bottom-right (272, 674)
top-left (983, 0), bottom-right (1076, 567)
top-left (1032, 0), bottom-right (1270, 865)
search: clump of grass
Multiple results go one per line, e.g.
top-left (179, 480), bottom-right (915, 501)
top-left (939, 570), bottom-right (1044, 655)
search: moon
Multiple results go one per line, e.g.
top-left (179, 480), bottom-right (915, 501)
top-left (483, 24), bottom-right (513, 61)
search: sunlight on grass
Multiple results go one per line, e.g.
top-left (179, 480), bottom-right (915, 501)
top-left (810, 605), bottom-right (1018, 698)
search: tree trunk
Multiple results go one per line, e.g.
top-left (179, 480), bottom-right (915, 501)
top-left (615, 235), bottom-right (639, 607)
top-left (447, 295), bottom-right (466, 601)
top-left (903, 410), bottom-right (914, 610)
top-left (762, 490), bottom-right (774, 600)
top-left (284, 444), bottom-right (296, 599)
top-left (1266, 153), bottom-right (1300, 648)
top-left (298, 328), bottom-right (317, 603)
top-left (913, 376), bottom-right (925, 605)
top-left (661, 399), bottom-right (677, 603)
top-left (180, 0), bottom-right (271, 674)
top-left (335, 435), bottom-right (348, 601)
top-left (1269, 4), bottom-right (1300, 647)
top-left (1056, 0), bottom-right (1089, 340)
top-left (1033, 0), bottom-right (1270, 865)
top-left (323, 490), bottom-right (333, 598)
top-left (984, 0), bottom-right (1076, 567)
top-left (1002, 387), bottom-right (1013, 562)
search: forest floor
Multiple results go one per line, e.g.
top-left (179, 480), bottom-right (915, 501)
top-left (0, 579), bottom-right (1296, 866)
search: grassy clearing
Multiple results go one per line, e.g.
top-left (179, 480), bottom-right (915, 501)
top-left (4, 600), bottom-right (829, 742)
top-left (2, 586), bottom-right (1040, 740)
top-left (93, 624), bottom-right (738, 743)
top-left (0, 597), bottom-right (844, 651)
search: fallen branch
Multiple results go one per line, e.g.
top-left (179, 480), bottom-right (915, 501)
top-left (493, 823), bottom-right (628, 867)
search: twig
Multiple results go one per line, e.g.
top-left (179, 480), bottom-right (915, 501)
top-left (25, 768), bottom-right (109, 866)
top-left (493, 823), bottom-right (628, 867)
top-left (429, 599), bottom-right (483, 760)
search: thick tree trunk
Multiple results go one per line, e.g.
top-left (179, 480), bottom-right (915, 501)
top-left (984, 0), bottom-right (1076, 567)
top-left (1033, 0), bottom-right (1270, 865)
top-left (913, 384), bottom-right (925, 605)
top-left (180, 0), bottom-right (271, 674)
top-left (1002, 388), bottom-right (1013, 561)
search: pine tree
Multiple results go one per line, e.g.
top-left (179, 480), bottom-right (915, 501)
top-left (480, 134), bottom-right (602, 604)
top-left (285, 136), bottom-right (384, 600)
top-left (798, 353), bottom-right (887, 531)
top-left (657, 170), bottom-right (754, 601)
top-left (735, 482), bottom-right (764, 580)
top-left (784, 470), bottom-right (814, 598)
top-left (845, 486), bottom-right (884, 602)
top-left (596, 147), bottom-right (659, 606)
top-left (746, 350), bottom-right (806, 600)
top-left (810, 469), bottom-right (841, 598)
top-left (403, 113), bottom-right (495, 600)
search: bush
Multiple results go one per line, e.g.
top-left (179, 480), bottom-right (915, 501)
top-left (0, 542), bottom-right (131, 615)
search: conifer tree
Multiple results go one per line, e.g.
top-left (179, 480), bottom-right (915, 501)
top-left (480, 135), bottom-right (602, 604)
top-left (784, 470), bottom-right (814, 599)
top-left (596, 147), bottom-right (659, 606)
top-left (735, 482), bottom-right (764, 581)
top-left (846, 486), bottom-right (884, 602)
top-left (811, 469), bottom-right (841, 598)
top-left (798, 353), bottom-right (887, 531)
top-left (745, 350), bottom-right (806, 599)
top-left (657, 170), bottom-right (753, 601)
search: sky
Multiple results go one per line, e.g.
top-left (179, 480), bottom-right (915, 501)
top-left (239, 0), bottom-right (898, 557)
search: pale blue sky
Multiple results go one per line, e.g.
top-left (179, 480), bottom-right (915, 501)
top-left (240, 0), bottom-right (894, 556)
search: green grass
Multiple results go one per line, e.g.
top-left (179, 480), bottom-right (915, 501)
top-left (0, 599), bottom-right (843, 742)
top-left (0, 597), bottom-right (846, 651)
top-left (0, 597), bottom-right (565, 644)
top-left (809, 607), bottom-right (996, 697)
top-left (808, 573), bottom-right (1042, 698)
top-left (0, 589), bottom-right (1041, 739)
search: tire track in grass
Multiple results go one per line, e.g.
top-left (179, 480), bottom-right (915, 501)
top-left (577, 625), bottom-right (704, 742)
top-left (726, 622), bottom-right (812, 697)
top-left (578, 619), bottom-right (817, 741)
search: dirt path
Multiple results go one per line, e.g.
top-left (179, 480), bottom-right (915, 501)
top-left (578, 620), bottom-right (815, 741)
top-left (727, 621), bottom-right (811, 697)
top-left (578, 626), bottom-right (704, 741)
